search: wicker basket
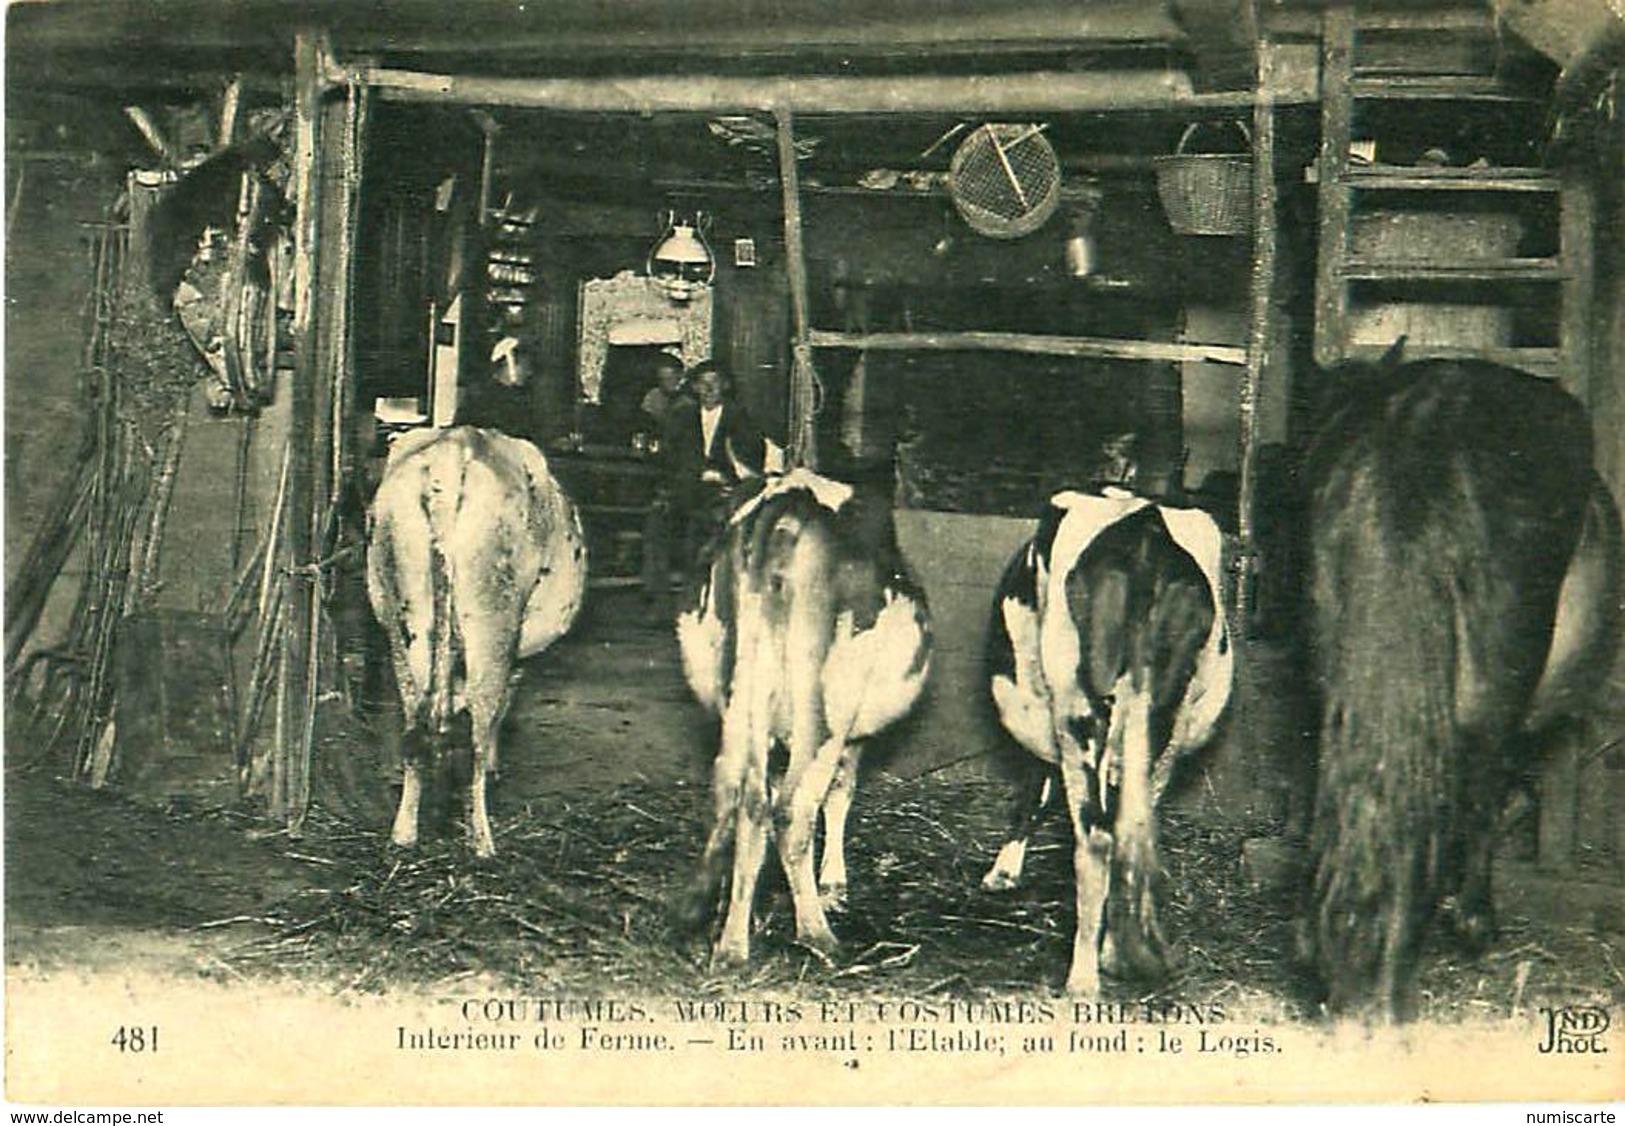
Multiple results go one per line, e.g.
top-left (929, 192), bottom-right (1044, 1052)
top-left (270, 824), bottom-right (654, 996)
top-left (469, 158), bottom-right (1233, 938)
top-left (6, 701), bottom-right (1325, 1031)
top-left (1155, 122), bottom-right (1253, 236)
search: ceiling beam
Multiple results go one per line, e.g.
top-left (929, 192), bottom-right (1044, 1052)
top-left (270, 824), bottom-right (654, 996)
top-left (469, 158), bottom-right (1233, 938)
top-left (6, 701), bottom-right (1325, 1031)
top-left (337, 61), bottom-right (1319, 114)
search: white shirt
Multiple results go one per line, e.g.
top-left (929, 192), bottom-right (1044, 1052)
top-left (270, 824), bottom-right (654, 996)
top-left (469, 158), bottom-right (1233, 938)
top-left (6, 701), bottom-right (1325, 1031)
top-left (700, 403), bottom-right (723, 459)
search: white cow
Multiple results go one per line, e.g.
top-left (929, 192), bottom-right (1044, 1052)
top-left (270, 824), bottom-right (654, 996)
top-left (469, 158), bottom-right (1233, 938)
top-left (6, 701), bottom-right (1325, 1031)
top-left (366, 426), bottom-right (586, 857)
top-left (677, 468), bottom-right (932, 966)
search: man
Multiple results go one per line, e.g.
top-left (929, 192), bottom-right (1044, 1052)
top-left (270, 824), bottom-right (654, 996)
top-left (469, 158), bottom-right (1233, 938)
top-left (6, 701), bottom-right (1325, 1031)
top-left (639, 349), bottom-right (691, 434)
top-left (641, 361), bottom-right (770, 608)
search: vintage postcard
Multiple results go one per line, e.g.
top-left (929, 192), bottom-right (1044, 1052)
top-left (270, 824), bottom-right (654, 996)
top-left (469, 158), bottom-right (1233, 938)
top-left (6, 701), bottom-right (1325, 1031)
top-left (5, 0), bottom-right (1623, 1109)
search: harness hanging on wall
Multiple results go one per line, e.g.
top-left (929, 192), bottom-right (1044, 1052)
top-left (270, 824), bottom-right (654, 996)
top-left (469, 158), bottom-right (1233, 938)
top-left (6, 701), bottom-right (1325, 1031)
top-left (168, 158), bottom-right (288, 413)
top-left (947, 123), bottom-right (1062, 239)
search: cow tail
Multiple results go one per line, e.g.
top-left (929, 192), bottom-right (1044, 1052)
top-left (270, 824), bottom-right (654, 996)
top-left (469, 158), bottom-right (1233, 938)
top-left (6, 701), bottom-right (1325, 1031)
top-left (1307, 468), bottom-right (1457, 1019)
top-left (423, 452), bottom-right (469, 738)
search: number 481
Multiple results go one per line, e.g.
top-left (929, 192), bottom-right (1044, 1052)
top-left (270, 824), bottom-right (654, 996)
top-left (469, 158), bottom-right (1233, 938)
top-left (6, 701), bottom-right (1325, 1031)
top-left (111, 1026), bottom-right (159, 1053)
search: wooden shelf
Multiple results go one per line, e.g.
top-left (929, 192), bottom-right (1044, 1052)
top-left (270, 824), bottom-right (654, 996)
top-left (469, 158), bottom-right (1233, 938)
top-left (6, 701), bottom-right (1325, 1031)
top-left (1338, 256), bottom-right (1565, 282)
top-left (1342, 164), bottom-right (1559, 193)
top-left (1314, 5), bottom-right (1586, 387)
top-left (806, 328), bottom-right (1248, 366)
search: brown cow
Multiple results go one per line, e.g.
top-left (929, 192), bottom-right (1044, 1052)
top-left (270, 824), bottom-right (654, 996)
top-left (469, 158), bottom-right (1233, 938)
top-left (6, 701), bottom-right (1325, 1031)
top-left (677, 468), bottom-right (932, 966)
top-left (366, 426), bottom-right (586, 857)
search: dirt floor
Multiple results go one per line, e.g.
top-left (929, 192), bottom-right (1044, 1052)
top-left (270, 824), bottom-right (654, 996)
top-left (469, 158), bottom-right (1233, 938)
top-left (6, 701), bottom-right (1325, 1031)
top-left (6, 589), bottom-right (1623, 1026)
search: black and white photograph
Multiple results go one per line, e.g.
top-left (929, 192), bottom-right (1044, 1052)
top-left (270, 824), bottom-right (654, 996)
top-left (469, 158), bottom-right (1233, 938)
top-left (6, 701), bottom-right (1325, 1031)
top-left (4, 0), bottom-right (1623, 1108)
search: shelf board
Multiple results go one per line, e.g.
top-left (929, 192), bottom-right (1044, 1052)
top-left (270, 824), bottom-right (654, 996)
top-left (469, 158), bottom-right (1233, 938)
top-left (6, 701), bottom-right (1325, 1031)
top-left (1338, 256), bottom-right (1566, 282)
top-left (1341, 164), bottom-right (1559, 192)
top-left (1345, 343), bottom-right (1561, 375)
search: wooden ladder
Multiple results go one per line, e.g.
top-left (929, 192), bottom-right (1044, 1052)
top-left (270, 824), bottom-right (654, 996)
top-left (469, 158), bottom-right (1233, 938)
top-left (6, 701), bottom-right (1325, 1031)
top-left (1312, 4), bottom-right (1595, 397)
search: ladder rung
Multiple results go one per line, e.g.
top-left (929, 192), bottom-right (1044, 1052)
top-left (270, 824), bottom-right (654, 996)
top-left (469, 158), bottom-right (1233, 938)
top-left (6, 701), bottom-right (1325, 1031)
top-left (1342, 165), bottom-right (1560, 192)
top-left (1349, 75), bottom-right (1540, 101)
top-left (1339, 257), bottom-right (1566, 282)
top-left (1354, 11), bottom-right (1493, 32)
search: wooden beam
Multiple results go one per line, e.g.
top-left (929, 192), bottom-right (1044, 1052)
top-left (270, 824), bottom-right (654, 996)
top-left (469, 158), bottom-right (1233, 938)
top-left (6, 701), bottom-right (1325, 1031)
top-left (1237, 32), bottom-right (1278, 632)
top-left (808, 328), bottom-right (1248, 366)
top-left (777, 106), bottom-right (818, 469)
top-left (122, 105), bottom-right (172, 162)
top-left (338, 61), bottom-right (1324, 113)
top-left (279, 30), bottom-right (324, 830)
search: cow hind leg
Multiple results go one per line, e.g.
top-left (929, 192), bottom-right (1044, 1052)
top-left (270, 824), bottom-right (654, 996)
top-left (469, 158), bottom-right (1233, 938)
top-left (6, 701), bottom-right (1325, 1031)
top-left (459, 610), bottom-right (522, 859)
top-left (1100, 683), bottom-right (1169, 981)
top-left (388, 647), bottom-right (431, 849)
top-left (675, 707), bottom-right (747, 937)
top-left (817, 742), bottom-right (862, 912)
top-left (777, 734), bottom-right (844, 954)
top-left (1058, 731), bottom-right (1112, 996)
top-left (982, 761), bottom-right (1056, 892)
top-left (712, 693), bottom-right (770, 968)
top-left (392, 759), bottom-right (425, 848)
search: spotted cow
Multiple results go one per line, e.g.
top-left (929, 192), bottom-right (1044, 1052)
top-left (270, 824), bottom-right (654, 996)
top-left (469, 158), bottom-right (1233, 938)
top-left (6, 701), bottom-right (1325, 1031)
top-left (983, 488), bottom-right (1233, 994)
top-left (366, 426), bottom-right (586, 858)
top-left (677, 467), bottom-right (932, 966)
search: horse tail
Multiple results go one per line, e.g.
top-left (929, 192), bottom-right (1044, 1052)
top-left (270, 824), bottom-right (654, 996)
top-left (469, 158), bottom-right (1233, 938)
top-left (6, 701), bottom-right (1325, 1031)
top-left (1306, 450), bottom-right (1459, 1020)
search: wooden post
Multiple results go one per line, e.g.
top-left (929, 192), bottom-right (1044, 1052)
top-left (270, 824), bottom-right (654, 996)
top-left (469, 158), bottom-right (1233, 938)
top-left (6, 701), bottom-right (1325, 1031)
top-left (474, 111), bottom-right (498, 228)
top-left (1558, 172), bottom-right (1595, 405)
top-left (328, 80), bottom-right (369, 512)
top-left (218, 77), bottom-right (243, 151)
top-left (278, 31), bottom-right (325, 829)
top-left (1312, 6), bottom-right (1355, 369)
top-left (1238, 32), bottom-right (1278, 632)
top-left (776, 105), bottom-right (817, 468)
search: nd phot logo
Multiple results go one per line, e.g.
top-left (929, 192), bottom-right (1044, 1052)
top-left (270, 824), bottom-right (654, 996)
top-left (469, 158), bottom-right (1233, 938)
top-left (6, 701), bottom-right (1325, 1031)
top-left (1536, 1005), bottom-right (1611, 1054)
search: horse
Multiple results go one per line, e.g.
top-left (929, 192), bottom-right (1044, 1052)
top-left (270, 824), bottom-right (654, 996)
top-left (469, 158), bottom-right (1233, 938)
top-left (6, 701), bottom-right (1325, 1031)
top-left (1300, 357), bottom-right (1622, 1020)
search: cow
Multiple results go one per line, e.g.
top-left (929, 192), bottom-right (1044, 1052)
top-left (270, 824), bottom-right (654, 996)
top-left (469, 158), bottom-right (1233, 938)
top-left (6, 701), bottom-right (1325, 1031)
top-left (676, 467), bottom-right (932, 967)
top-left (983, 488), bottom-right (1233, 995)
top-left (366, 426), bottom-right (587, 858)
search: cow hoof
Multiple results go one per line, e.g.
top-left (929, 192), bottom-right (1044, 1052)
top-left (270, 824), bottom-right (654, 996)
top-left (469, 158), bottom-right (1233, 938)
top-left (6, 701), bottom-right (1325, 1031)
top-left (1292, 917), bottom-right (1316, 968)
top-left (1102, 929), bottom-right (1168, 982)
top-left (796, 924), bottom-right (840, 959)
top-left (669, 889), bottom-right (714, 936)
top-left (818, 883), bottom-right (848, 913)
top-left (980, 867), bottom-right (1020, 893)
top-left (1063, 970), bottom-right (1101, 997)
top-left (1240, 836), bottom-right (1307, 893)
top-left (980, 840), bottom-right (1028, 892)
top-left (710, 942), bottom-right (750, 971)
top-left (1443, 896), bottom-right (1497, 955)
